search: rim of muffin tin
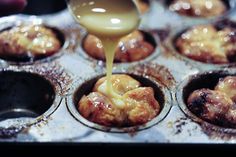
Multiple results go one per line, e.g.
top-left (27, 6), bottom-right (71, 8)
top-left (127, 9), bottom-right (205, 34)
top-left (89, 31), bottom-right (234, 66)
top-left (66, 72), bottom-right (172, 133)
top-left (76, 28), bottom-right (161, 69)
top-left (0, 68), bottom-right (62, 130)
top-left (176, 69), bottom-right (236, 134)
top-left (162, 0), bottom-right (236, 23)
top-left (166, 19), bottom-right (236, 71)
top-left (0, 15), bottom-right (70, 66)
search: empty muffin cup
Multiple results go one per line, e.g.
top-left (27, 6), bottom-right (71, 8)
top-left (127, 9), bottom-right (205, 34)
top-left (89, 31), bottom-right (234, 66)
top-left (176, 69), bottom-right (236, 133)
top-left (0, 70), bottom-right (61, 126)
top-left (67, 73), bottom-right (172, 133)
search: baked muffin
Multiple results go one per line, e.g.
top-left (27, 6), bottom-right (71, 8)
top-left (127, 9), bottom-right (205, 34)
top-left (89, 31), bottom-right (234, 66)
top-left (78, 74), bottom-right (160, 127)
top-left (134, 0), bottom-right (150, 14)
top-left (0, 24), bottom-right (61, 61)
top-left (83, 30), bottom-right (155, 62)
top-left (169, 0), bottom-right (227, 18)
top-left (187, 76), bottom-right (236, 127)
top-left (175, 24), bottom-right (236, 64)
top-left (187, 88), bottom-right (233, 123)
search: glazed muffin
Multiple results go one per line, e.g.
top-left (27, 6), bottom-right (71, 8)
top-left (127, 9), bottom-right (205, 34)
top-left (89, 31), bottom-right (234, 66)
top-left (134, 0), bottom-right (150, 14)
top-left (83, 30), bottom-right (155, 63)
top-left (175, 24), bottom-right (236, 64)
top-left (215, 76), bottom-right (236, 102)
top-left (78, 74), bottom-right (160, 127)
top-left (187, 76), bottom-right (236, 127)
top-left (169, 0), bottom-right (227, 18)
top-left (0, 24), bottom-right (61, 61)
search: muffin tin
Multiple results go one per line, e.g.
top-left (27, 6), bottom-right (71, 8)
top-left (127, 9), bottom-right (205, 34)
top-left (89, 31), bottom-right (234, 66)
top-left (0, 0), bottom-right (236, 143)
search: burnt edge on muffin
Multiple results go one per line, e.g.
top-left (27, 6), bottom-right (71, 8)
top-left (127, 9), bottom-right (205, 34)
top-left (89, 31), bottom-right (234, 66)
top-left (182, 71), bottom-right (236, 128)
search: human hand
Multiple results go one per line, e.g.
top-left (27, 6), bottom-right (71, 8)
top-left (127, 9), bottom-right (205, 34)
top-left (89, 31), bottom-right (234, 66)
top-left (0, 0), bottom-right (27, 16)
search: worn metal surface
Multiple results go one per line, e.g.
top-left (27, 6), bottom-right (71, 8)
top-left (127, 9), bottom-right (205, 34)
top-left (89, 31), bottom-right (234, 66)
top-left (0, 0), bottom-right (236, 143)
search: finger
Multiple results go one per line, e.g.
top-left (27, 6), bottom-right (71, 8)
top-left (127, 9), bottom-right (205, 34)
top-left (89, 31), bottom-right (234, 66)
top-left (0, 0), bottom-right (27, 16)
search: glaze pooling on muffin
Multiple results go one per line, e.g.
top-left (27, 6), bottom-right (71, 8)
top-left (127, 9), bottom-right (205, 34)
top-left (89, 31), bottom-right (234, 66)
top-left (78, 74), bottom-right (160, 127)
top-left (83, 30), bottom-right (155, 62)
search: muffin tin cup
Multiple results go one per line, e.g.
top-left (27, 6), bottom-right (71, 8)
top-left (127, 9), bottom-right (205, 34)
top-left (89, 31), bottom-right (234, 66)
top-left (0, 68), bottom-right (62, 137)
top-left (160, 0), bottom-right (236, 27)
top-left (0, 15), bottom-right (70, 65)
top-left (21, 0), bottom-right (67, 16)
top-left (77, 29), bottom-right (161, 72)
top-left (66, 72), bottom-right (172, 133)
top-left (165, 20), bottom-right (236, 71)
top-left (176, 69), bottom-right (236, 135)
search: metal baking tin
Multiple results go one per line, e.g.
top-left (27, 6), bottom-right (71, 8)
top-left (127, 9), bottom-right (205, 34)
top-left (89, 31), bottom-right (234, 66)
top-left (0, 0), bottom-right (236, 143)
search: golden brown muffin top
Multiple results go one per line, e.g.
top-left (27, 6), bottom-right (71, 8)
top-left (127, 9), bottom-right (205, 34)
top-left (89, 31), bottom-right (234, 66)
top-left (0, 24), bottom-right (61, 56)
top-left (169, 0), bottom-right (227, 17)
top-left (83, 30), bottom-right (155, 62)
top-left (79, 74), bottom-right (160, 126)
top-left (176, 24), bottom-right (236, 64)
